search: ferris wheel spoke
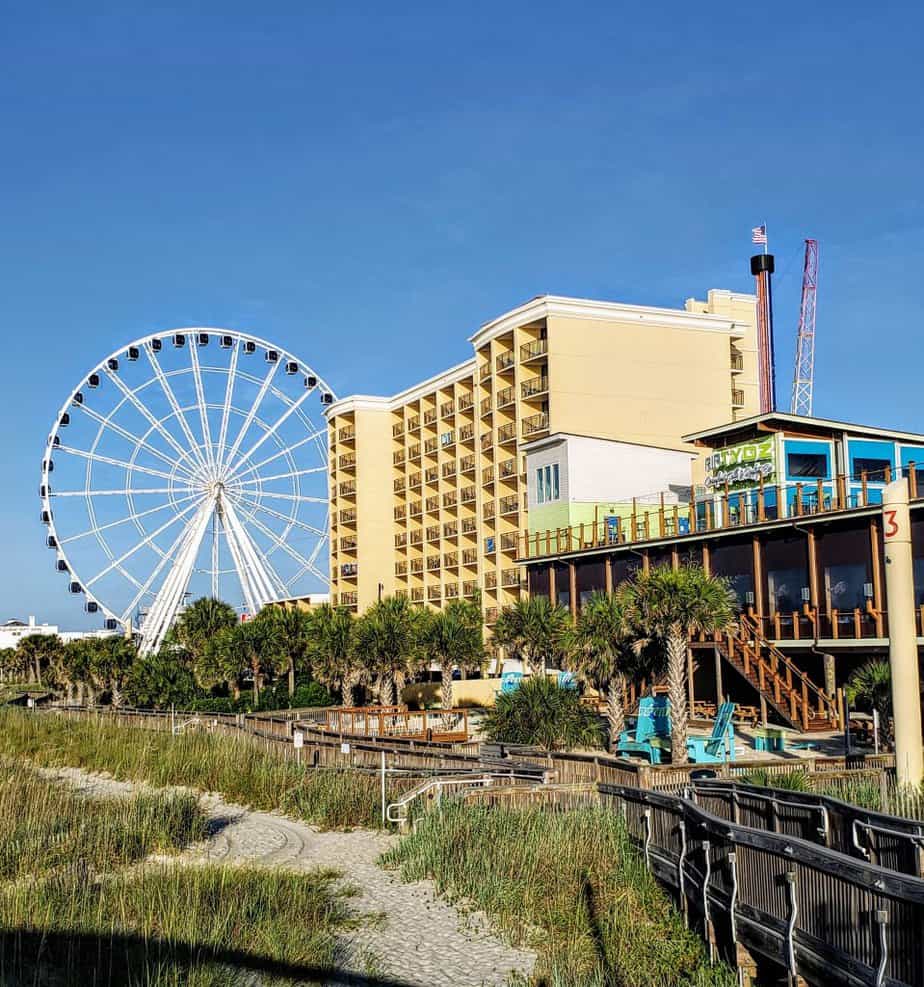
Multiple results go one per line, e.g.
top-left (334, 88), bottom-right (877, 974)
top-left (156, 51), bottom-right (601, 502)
top-left (221, 359), bottom-right (280, 474)
top-left (237, 506), bottom-right (327, 584)
top-left (188, 340), bottom-right (216, 470)
top-left (51, 487), bottom-right (198, 498)
top-left (222, 381), bottom-right (317, 481)
top-left (235, 465), bottom-right (326, 486)
top-left (215, 339), bottom-right (239, 471)
top-left (85, 495), bottom-right (206, 589)
top-left (75, 401), bottom-right (198, 478)
top-left (229, 429), bottom-right (327, 480)
top-left (119, 505), bottom-right (206, 623)
top-left (57, 445), bottom-right (186, 484)
top-left (235, 490), bottom-right (326, 505)
top-left (60, 491), bottom-right (203, 546)
top-left (103, 365), bottom-right (202, 467)
top-left (228, 491), bottom-right (326, 539)
top-left (143, 342), bottom-right (209, 472)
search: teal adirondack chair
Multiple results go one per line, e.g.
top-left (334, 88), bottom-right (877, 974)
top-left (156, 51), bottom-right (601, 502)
top-left (687, 701), bottom-right (737, 764)
top-left (616, 695), bottom-right (672, 764)
top-left (617, 698), bottom-right (737, 765)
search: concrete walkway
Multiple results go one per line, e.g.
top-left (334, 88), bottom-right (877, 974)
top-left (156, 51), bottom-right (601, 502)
top-left (50, 767), bottom-right (535, 987)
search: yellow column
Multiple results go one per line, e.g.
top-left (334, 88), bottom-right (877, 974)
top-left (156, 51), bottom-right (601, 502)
top-left (882, 479), bottom-right (924, 785)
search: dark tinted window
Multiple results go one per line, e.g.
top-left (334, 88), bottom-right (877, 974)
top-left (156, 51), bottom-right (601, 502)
top-left (853, 457), bottom-right (891, 481)
top-left (787, 453), bottom-right (827, 478)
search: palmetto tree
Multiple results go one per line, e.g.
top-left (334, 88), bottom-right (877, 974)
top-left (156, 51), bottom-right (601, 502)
top-left (173, 597), bottom-right (237, 661)
top-left (624, 565), bottom-right (735, 765)
top-left (16, 633), bottom-right (63, 686)
top-left (571, 589), bottom-right (642, 751)
top-left (263, 605), bottom-right (313, 696)
top-left (493, 597), bottom-right (572, 676)
top-left (354, 595), bottom-right (424, 707)
top-left (307, 605), bottom-right (359, 706)
top-left (846, 659), bottom-right (894, 749)
top-left (88, 636), bottom-right (136, 708)
top-left (421, 598), bottom-right (484, 709)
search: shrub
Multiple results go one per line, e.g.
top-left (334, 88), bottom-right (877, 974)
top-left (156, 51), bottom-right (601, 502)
top-left (481, 675), bottom-right (603, 750)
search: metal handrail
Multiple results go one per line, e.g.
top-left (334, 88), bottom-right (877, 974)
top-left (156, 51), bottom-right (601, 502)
top-left (385, 771), bottom-right (542, 824)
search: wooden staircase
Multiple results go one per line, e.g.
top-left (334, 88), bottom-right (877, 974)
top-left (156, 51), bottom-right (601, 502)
top-left (707, 614), bottom-right (840, 732)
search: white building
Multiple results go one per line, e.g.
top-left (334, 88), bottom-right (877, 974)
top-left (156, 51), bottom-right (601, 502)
top-left (0, 617), bottom-right (120, 650)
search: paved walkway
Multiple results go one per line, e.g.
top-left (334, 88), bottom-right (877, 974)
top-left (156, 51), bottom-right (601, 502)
top-left (50, 768), bottom-right (534, 987)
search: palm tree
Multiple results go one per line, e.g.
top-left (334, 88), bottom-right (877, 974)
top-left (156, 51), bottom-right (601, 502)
top-left (199, 628), bottom-right (245, 701)
top-left (173, 597), bottom-right (237, 660)
top-left (571, 589), bottom-right (643, 751)
top-left (262, 605), bottom-right (312, 696)
top-left (308, 605), bottom-right (359, 706)
top-left (421, 598), bottom-right (483, 709)
top-left (353, 595), bottom-right (424, 706)
top-left (88, 636), bottom-right (136, 707)
top-left (231, 618), bottom-right (285, 705)
top-left (623, 565), bottom-right (735, 765)
top-left (493, 597), bottom-right (572, 677)
top-left (846, 659), bottom-right (893, 749)
top-left (16, 633), bottom-right (63, 686)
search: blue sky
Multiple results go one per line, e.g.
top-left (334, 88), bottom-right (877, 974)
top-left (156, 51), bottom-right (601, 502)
top-left (2, 1), bottom-right (922, 627)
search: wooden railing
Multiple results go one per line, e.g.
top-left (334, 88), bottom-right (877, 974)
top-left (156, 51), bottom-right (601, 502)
top-left (600, 783), bottom-right (924, 987)
top-left (519, 464), bottom-right (924, 561)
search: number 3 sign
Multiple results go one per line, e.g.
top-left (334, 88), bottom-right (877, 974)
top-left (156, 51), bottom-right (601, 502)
top-left (884, 509), bottom-right (900, 540)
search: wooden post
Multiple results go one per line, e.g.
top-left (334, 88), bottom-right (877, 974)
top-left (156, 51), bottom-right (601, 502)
top-left (548, 562), bottom-right (556, 605)
top-left (757, 474), bottom-right (766, 521)
top-left (752, 536), bottom-right (765, 631)
top-left (806, 527), bottom-right (820, 611)
top-left (714, 644), bottom-right (724, 704)
top-left (604, 556), bottom-right (613, 595)
top-left (702, 543), bottom-right (711, 576)
top-left (659, 493), bottom-right (666, 537)
top-left (569, 562), bottom-right (578, 619)
top-left (687, 646), bottom-right (696, 714)
top-left (870, 517), bottom-right (884, 618)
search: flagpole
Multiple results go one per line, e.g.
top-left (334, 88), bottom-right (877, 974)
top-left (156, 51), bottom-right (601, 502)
top-left (763, 219), bottom-right (768, 255)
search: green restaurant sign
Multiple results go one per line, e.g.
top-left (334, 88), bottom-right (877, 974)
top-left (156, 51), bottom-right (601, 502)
top-left (705, 436), bottom-right (776, 490)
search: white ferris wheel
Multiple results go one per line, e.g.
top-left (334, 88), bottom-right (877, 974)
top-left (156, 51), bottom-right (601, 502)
top-left (40, 329), bottom-right (336, 655)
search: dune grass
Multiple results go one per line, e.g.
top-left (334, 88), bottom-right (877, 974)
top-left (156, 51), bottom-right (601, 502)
top-left (382, 803), bottom-right (734, 987)
top-left (0, 863), bottom-right (362, 986)
top-left (0, 760), bottom-right (205, 881)
top-left (0, 708), bottom-right (406, 829)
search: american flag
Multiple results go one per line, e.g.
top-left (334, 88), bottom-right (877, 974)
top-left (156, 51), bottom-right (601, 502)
top-left (751, 224), bottom-right (767, 245)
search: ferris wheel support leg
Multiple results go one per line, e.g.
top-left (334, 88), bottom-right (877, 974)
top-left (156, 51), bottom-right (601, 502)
top-left (140, 501), bottom-right (214, 655)
top-left (221, 508), bottom-right (261, 617)
top-left (222, 496), bottom-right (286, 606)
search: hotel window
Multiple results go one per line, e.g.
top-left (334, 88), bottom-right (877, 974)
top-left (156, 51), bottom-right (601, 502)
top-left (536, 463), bottom-right (560, 504)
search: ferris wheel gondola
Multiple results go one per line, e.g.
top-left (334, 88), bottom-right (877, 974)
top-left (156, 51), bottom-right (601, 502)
top-left (40, 328), bottom-right (335, 655)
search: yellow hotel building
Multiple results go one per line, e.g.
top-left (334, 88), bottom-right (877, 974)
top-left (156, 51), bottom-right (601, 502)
top-left (326, 290), bottom-right (759, 628)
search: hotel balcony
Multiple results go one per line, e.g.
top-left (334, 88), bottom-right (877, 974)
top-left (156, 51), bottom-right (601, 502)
top-left (341, 563), bottom-right (358, 578)
top-left (440, 431), bottom-right (455, 450)
top-left (409, 501), bottom-right (423, 518)
top-left (483, 500), bottom-right (496, 520)
top-left (409, 473), bottom-right (422, 489)
top-left (462, 548), bottom-right (478, 565)
top-left (484, 606), bottom-right (498, 625)
top-left (339, 480), bottom-right (357, 497)
top-left (427, 585), bottom-right (442, 601)
top-left (443, 491), bottom-right (458, 508)
top-left (459, 424), bottom-right (475, 443)
top-left (424, 437), bottom-right (438, 455)
top-left (340, 592), bottom-right (358, 609)
top-left (426, 525), bottom-right (440, 542)
top-left (496, 350), bottom-right (515, 373)
top-left (423, 409), bottom-right (437, 426)
top-left (457, 393), bottom-right (475, 412)
top-left (462, 580), bottom-right (477, 597)
top-left (425, 466), bottom-right (439, 483)
top-left (426, 556), bottom-right (441, 572)
top-left (479, 363), bottom-right (491, 382)
top-left (499, 494), bottom-right (519, 517)
top-left (730, 351), bottom-right (744, 372)
top-left (408, 416), bottom-right (420, 432)
top-left (461, 517), bottom-right (477, 535)
top-left (520, 337), bottom-right (548, 363)
top-left (496, 385), bottom-right (516, 410)
top-left (485, 571), bottom-right (497, 590)
top-left (394, 505), bottom-right (406, 522)
top-left (499, 458), bottom-right (517, 480)
top-left (521, 375), bottom-right (549, 400)
top-left (410, 559), bottom-right (424, 574)
top-left (481, 431), bottom-right (493, 451)
top-left (409, 444), bottom-right (421, 461)
top-left (340, 452), bottom-right (356, 471)
top-left (480, 396), bottom-right (493, 418)
top-left (393, 450), bottom-right (406, 466)
top-left (732, 388), bottom-right (746, 408)
top-left (445, 582), bottom-right (460, 599)
top-left (497, 422), bottom-right (518, 445)
top-left (410, 587), bottom-right (424, 602)
top-left (395, 561), bottom-right (408, 576)
top-left (460, 455), bottom-right (476, 474)
top-left (440, 400), bottom-right (454, 418)
top-left (339, 508), bottom-right (356, 524)
top-left (500, 532), bottom-right (519, 552)
top-left (392, 421), bottom-right (405, 438)
top-left (443, 521), bottom-right (458, 537)
top-left (441, 463), bottom-right (457, 480)
top-left (340, 537), bottom-right (357, 552)
top-left (521, 413), bottom-right (549, 439)
top-left (460, 486), bottom-right (476, 504)
top-left (394, 532), bottom-right (407, 548)
top-left (425, 496), bottom-right (440, 513)
top-left (393, 477), bottom-right (406, 493)
top-left (338, 425), bottom-right (355, 442)
top-left (444, 553), bottom-right (459, 569)
top-left (501, 568), bottom-right (521, 588)
top-left (482, 465), bottom-right (495, 486)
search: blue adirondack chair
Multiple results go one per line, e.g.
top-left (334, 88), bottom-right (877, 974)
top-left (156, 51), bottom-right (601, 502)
top-left (616, 698), bottom-right (737, 764)
top-left (615, 695), bottom-right (672, 764)
top-left (687, 701), bottom-right (737, 764)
